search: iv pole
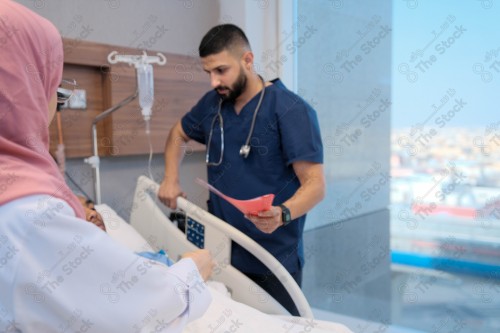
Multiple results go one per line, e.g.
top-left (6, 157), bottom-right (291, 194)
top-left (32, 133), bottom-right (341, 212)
top-left (84, 51), bottom-right (166, 204)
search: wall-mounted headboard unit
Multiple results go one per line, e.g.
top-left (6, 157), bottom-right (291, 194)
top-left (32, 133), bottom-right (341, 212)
top-left (49, 38), bottom-right (208, 158)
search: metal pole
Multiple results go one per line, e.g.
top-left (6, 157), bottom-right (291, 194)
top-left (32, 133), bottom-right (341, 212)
top-left (86, 90), bottom-right (138, 204)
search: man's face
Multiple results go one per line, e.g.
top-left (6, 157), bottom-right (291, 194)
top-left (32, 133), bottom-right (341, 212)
top-left (201, 50), bottom-right (249, 102)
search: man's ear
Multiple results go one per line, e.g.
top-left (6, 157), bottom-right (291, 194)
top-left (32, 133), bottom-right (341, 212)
top-left (241, 51), bottom-right (254, 70)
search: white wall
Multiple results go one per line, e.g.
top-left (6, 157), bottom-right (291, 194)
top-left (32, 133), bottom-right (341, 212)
top-left (15, 0), bottom-right (218, 55)
top-left (218, 0), bottom-right (295, 86)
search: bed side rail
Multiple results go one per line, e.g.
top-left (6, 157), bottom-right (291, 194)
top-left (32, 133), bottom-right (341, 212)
top-left (132, 176), bottom-right (313, 318)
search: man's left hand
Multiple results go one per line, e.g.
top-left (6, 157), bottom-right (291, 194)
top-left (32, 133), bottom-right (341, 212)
top-left (245, 206), bottom-right (282, 234)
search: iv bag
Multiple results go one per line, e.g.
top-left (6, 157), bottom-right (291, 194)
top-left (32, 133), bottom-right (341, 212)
top-left (137, 63), bottom-right (154, 120)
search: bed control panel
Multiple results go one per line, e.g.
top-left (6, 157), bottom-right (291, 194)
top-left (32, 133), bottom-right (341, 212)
top-left (186, 217), bottom-right (205, 248)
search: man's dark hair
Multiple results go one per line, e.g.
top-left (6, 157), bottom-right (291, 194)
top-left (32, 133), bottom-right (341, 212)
top-left (199, 24), bottom-right (251, 58)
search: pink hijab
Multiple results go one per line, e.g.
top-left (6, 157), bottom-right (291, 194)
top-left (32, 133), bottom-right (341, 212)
top-left (0, 1), bottom-right (84, 219)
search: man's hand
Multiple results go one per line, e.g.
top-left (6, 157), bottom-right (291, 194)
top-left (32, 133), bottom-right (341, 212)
top-left (159, 121), bottom-right (191, 209)
top-left (245, 206), bottom-right (282, 234)
top-left (182, 249), bottom-right (215, 281)
top-left (158, 179), bottom-right (186, 210)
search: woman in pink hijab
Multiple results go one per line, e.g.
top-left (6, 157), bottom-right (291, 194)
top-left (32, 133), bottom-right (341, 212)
top-left (0, 2), bottom-right (213, 332)
top-left (0, 1), bottom-right (84, 217)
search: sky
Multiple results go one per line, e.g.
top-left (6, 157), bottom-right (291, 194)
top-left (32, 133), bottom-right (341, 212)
top-left (392, 0), bottom-right (499, 130)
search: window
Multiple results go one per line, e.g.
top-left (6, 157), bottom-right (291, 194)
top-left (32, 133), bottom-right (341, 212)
top-left (296, 0), bottom-right (500, 331)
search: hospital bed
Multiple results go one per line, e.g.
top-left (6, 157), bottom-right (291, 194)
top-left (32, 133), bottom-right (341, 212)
top-left (97, 175), bottom-right (313, 318)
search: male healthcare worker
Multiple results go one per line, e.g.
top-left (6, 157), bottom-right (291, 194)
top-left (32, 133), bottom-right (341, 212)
top-left (159, 24), bottom-right (325, 316)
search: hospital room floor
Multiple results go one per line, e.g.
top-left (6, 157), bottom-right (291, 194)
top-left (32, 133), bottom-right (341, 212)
top-left (312, 265), bottom-right (500, 333)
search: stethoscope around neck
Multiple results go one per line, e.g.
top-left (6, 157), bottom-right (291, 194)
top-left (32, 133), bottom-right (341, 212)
top-left (205, 76), bottom-right (266, 166)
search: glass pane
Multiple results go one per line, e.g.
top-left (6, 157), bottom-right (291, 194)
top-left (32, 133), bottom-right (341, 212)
top-left (296, 0), bottom-right (393, 327)
top-left (297, 0), bottom-right (500, 332)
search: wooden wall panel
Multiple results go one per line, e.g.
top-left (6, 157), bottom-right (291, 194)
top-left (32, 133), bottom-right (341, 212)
top-left (49, 64), bottom-right (109, 158)
top-left (49, 38), bottom-right (208, 159)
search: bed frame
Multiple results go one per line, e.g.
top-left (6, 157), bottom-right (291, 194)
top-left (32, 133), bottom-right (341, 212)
top-left (129, 176), bottom-right (313, 318)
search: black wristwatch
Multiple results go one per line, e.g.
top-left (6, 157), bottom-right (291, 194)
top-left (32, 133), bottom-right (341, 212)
top-left (279, 204), bottom-right (292, 226)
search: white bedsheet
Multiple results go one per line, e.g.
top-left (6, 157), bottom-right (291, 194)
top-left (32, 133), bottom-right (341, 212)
top-left (186, 282), bottom-right (353, 333)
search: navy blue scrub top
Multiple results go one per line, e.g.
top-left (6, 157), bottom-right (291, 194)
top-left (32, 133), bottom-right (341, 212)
top-left (181, 78), bottom-right (323, 275)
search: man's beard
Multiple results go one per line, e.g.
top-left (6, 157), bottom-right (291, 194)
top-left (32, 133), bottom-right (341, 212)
top-left (215, 67), bottom-right (247, 102)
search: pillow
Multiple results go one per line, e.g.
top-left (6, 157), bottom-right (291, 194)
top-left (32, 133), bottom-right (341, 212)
top-left (95, 204), bottom-right (154, 253)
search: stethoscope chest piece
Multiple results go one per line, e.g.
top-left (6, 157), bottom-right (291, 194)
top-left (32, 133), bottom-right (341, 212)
top-left (239, 144), bottom-right (251, 158)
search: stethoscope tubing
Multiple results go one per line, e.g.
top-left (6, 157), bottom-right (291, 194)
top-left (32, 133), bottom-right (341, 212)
top-left (206, 76), bottom-right (266, 165)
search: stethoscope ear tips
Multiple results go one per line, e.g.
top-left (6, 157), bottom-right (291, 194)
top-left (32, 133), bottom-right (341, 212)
top-left (239, 145), bottom-right (251, 158)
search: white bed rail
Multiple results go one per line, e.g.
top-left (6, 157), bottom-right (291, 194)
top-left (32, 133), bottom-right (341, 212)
top-left (134, 176), bottom-right (313, 319)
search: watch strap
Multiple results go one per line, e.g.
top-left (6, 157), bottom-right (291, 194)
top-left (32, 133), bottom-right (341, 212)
top-left (279, 204), bottom-right (292, 226)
